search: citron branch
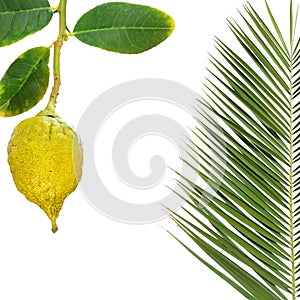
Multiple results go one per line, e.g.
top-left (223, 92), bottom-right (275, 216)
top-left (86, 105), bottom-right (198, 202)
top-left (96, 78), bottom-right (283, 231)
top-left (45, 0), bottom-right (67, 114)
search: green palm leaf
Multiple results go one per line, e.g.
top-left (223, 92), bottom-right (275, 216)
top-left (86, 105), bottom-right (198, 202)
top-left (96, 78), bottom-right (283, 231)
top-left (171, 1), bottom-right (300, 299)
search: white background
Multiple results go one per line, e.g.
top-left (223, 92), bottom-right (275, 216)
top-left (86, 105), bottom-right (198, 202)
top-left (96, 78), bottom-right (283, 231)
top-left (0, 0), bottom-right (289, 299)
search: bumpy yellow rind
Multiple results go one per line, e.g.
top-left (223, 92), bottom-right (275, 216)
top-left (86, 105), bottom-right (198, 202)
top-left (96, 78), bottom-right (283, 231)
top-left (7, 114), bottom-right (83, 233)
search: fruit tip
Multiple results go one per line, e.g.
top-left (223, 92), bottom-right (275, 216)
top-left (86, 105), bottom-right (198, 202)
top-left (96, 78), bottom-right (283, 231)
top-left (51, 220), bottom-right (58, 233)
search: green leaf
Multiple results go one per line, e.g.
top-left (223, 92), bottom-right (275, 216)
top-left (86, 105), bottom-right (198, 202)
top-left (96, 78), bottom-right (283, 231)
top-left (170, 1), bottom-right (300, 299)
top-left (0, 47), bottom-right (50, 117)
top-left (73, 2), bottom-right (174, 54)
top-left (0, 0), bottom-right (53, 47)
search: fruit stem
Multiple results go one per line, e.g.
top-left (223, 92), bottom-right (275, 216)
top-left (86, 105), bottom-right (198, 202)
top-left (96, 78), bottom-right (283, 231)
top-left (45, 0), bottom-right (68, 113)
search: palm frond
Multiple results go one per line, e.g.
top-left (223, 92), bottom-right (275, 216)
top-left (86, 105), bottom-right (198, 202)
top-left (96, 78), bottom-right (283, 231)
top-left (171, 1), bottom-right (300, 299)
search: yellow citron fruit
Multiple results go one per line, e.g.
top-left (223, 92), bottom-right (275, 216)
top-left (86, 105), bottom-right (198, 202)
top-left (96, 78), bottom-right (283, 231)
top-left (7, 112), bottom-right (83, 233)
